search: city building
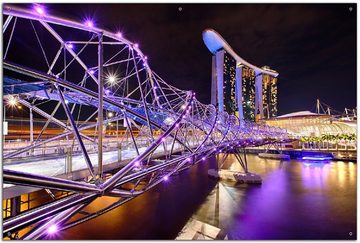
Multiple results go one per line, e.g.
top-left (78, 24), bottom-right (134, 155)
top-left (219, 54), bottom-right (278, 121)
top-left (241, 66), bottom-right (256, 120)
top-left (223, 51), bottom-right (237, 115)
top-left (262, 66), bottom-right (278, 118)
top-left (203, 29), bottom-right (279, 122)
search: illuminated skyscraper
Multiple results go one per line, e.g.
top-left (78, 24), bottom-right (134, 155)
top-left (223, 51), bottom-right (237, 114)
top-left (211, 52), bottom-right (278, 121)
top-left (262, 66), bottom-right (278, 118)
top-left (204, 29), bottom-right (279, 122)
top-left (242, 67), bottom-right (256, 121)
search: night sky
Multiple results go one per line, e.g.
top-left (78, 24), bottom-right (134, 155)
top-left (25, 3), bottom-right (358, 114)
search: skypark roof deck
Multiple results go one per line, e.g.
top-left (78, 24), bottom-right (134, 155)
top-left (202, 29), bottom-right (279, 77)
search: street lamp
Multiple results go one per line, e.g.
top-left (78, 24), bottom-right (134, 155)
top-left (6, 96), bottom-right (18, 108)
top-left (33, 4), bottom-right (45, 16)
top-left (106, 74), bottom-right (118, 86)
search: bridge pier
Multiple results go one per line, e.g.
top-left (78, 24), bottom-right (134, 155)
top-left (209, 148), bottom-right (262, 184)
top-left (117, 142), bottom-right (122, 162)
top-left (10, 196), bottom-right (21, 217)
top-left (65, 146), bottom-right (73, 174)
top-left (258, 141), bottom-right (291, 160)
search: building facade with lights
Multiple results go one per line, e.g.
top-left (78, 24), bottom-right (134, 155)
top-left (203, 29), bottom-right (279, 122)
top-left (261, 66), bottom-right (278, 119)
top-left (223, 51), bottom-right (237, 115)
top-left (214, 50), bottom-right (278, 121)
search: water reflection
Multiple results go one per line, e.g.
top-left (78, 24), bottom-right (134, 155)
top-left (58, 154), bottom-right (356, 240)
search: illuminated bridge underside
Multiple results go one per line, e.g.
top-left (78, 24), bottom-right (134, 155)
top-left (2, 5), bottom-right (288, 239)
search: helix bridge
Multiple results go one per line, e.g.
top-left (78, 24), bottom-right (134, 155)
top-left (2, 4), bottom-right (289, 239)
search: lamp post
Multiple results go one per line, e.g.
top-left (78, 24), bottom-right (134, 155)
top-left (98, 33), bottom-right (104, 180)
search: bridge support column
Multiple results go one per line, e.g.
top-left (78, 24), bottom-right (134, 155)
top-left (235, 65), bottom-right (244, 120)
top-left (65, 146), bottom-right (72, 174)
top-left (254, 72), bottom-right (264, 121)
top-left (117, 142), bottom-right (122, 162)
top-left (98, 33), bottom-right (104, 180)
top-left (30, 107), bottom-right (33, 155)
top-left (10, 196), bottom-right (21, 217)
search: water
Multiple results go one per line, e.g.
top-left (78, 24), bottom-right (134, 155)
top-left (54, 154), bottom-right (356, 240)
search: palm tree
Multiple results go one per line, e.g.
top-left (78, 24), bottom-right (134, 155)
top-left (321, 134), bottom-right (328, 150)
top-left (300, 136), bottom-right (310, 149)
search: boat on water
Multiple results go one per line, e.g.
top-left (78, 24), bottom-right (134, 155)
top-left (208, 169), bottom-right (262, 184)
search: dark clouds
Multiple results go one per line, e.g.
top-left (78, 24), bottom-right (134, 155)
top-left (46, 3), bottom-right (356, 114)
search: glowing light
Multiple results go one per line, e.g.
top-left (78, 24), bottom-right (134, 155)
top-left (161, 137), bottom-right (166, 142)
top-left (186, 158), bottom-right (191, 162)
top-left (84, 20), bottom-right (94, 28)
top-left (202, 157), bottom-right (206, 161)
top-left (65, 100), bottom-right (69, 104)
top-left (163, 175), bottom-right (169, 181)
top-left (7, 96), bottom-right (18, 107)
top-left (89, 70), bottom-right (95, 75)
top-left (106, 74), bottom-right (118, 86)
top-left (116, 32), bottom-right (122, 38)
top-left (301, 156), bottom-right (333, 161)
top-left (66, 43), bottom-right (74, 49)
top-left (34, 5), bottom-right (45, 15)
top-left (109, 76), bottom-right (116, 83)
top-left (47, 225), bottom-right (58, 234)
top-left (181, 104), bottom-right (186, 110)
top-left (108, 112), bottom-right (114, 118)
top-left (134, 43), bottom-right (139, 48)
top-left (175, 123), bottom-right (180, 128)
top-left (144, 56), bottom-right (148, 60)
top-left (134, 161), bottom-right (140, 167)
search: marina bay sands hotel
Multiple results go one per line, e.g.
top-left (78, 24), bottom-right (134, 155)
top-left (203, 29), bottom-right (279, 121)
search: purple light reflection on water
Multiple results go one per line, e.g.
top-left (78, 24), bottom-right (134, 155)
top-left (223, 157), bottom-right (355, 240)
top-left (302, 156), bottom-right (333, 161)
top-left (56, 155), bottom-right (356, 240)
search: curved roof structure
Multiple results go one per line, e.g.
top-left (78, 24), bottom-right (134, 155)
top-left (286, 122), bottom-right (356, 137)
top-left (265, 111), bottom-right (356, 136)
top-left (275, 111), bottom-right (329, 119)
top-left (202, 29), bottom-right (279, 77)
